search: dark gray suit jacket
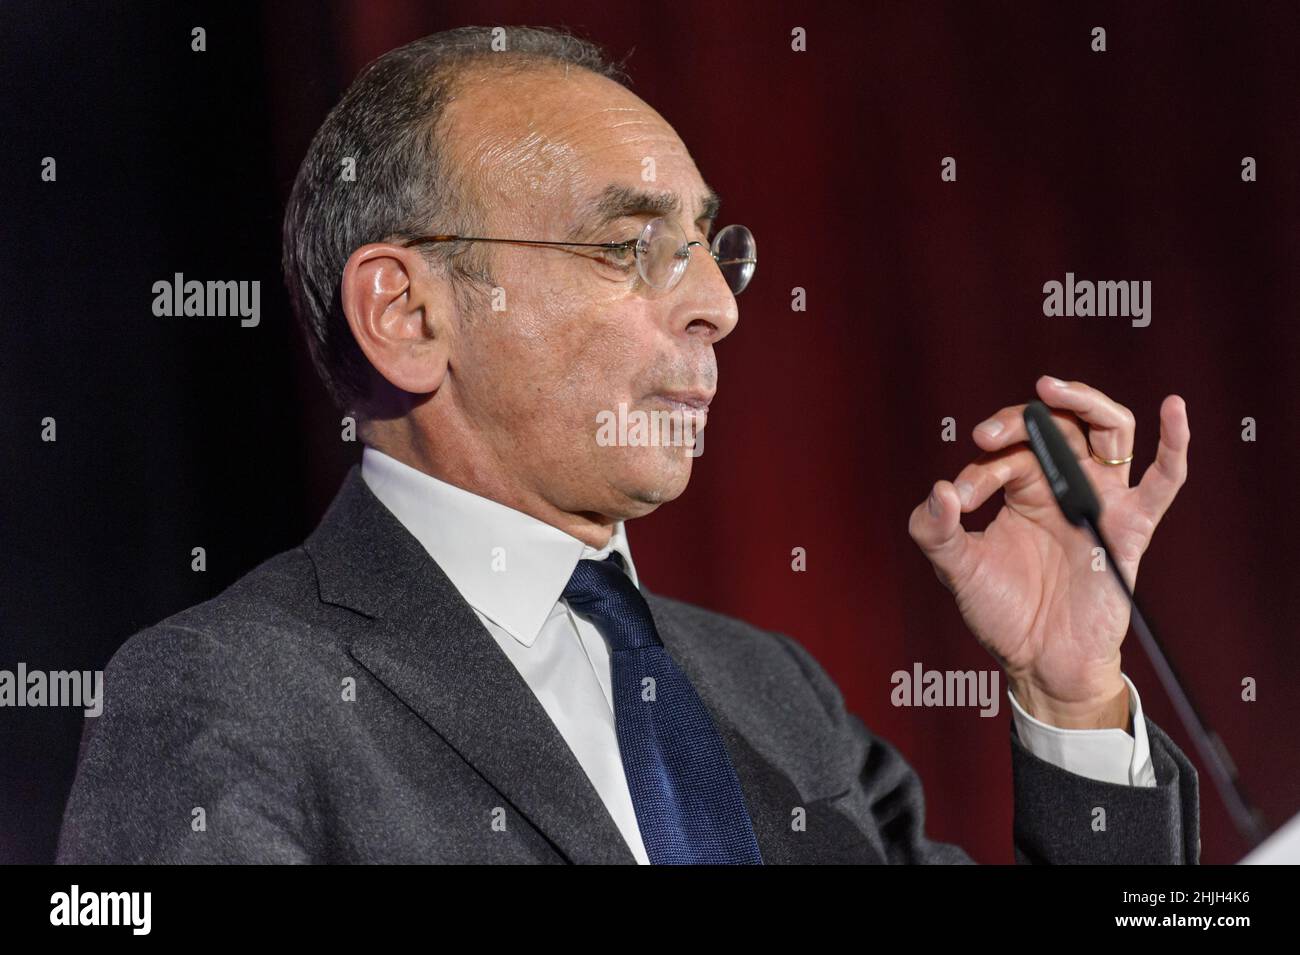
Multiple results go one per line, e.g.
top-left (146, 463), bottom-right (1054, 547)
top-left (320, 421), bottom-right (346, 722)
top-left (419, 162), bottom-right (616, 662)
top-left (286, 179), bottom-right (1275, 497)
top-left (57, 466), bottom-right (1200, 864)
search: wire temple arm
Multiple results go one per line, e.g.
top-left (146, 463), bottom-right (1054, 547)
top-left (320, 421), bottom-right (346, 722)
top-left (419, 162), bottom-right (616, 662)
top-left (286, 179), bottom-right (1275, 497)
top-left (400, 234), bottom-right (631, 251)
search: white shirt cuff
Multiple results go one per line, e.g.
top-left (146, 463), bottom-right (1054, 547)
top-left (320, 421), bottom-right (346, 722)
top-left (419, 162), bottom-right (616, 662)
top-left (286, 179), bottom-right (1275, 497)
top-left (1008, 672), bottom-right (1156, 787)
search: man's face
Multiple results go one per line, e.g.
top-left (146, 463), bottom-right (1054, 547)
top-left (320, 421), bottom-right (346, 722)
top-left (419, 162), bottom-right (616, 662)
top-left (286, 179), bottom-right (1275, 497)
top-left (436, 65), bottom-right (740, 522)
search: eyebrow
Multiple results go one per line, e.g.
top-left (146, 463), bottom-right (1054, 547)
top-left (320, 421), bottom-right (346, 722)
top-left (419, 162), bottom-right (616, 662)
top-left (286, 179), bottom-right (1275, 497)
top-left (569, 184), bottom-right (722, 238)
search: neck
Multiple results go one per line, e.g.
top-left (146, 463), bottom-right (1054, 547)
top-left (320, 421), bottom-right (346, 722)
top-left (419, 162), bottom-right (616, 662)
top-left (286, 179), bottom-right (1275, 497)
top-left (363, 423), bottom-right (616, 550)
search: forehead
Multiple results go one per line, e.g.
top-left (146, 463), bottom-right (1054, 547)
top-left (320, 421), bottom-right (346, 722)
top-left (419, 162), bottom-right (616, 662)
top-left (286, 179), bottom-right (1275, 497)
top-left (444, 64), bottom-right (710, 230)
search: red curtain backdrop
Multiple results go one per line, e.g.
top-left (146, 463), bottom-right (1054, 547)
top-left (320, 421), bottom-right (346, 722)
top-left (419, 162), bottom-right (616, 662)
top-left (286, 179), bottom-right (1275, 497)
top-left (264, 0), bottom-right (1300, 863)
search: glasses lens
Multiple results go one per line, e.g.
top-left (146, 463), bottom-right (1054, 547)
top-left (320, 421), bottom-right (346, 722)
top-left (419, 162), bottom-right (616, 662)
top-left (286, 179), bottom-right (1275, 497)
top-left (636, 217), bottom-right (690, 289)
top-left (711, 224), bottom-right (756, 295)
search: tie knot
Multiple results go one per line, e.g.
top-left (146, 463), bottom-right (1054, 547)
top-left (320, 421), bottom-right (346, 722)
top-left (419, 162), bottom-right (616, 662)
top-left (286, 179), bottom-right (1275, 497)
top-left (562, 552), bottom-right (662, 652)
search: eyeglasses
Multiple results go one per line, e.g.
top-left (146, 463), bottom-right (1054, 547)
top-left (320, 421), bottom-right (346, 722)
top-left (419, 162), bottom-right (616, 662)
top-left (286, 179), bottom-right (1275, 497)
top-left (398, 218), bottom-right (757, 295)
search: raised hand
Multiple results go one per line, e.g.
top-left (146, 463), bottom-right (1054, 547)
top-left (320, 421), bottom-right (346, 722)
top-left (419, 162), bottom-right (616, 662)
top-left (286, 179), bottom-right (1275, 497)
top-left (908, 375), bottom-right (1190, 729)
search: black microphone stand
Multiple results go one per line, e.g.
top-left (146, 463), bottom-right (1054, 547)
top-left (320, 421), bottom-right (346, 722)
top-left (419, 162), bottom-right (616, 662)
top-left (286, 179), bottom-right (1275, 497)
top-left (1082, 515), bottom-right (1266, 849)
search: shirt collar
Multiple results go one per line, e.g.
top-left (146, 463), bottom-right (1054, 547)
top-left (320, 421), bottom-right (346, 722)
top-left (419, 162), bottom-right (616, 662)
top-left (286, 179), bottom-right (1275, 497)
top-left (359, 445), bottom-right (639, 647)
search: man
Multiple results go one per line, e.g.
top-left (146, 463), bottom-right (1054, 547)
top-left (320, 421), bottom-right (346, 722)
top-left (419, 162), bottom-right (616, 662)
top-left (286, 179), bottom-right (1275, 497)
top-left (58, 26), bottom-right (1198, 864)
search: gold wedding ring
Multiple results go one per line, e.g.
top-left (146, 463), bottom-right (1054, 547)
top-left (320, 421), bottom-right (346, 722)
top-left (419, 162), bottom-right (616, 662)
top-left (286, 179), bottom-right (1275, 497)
top-left (1086, 431), bottom-right (1134, 466)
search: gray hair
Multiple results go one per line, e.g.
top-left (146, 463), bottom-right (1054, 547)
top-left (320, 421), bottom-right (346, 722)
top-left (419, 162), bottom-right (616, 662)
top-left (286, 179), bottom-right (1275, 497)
top-left (281, 25), bottom-right (632, 415)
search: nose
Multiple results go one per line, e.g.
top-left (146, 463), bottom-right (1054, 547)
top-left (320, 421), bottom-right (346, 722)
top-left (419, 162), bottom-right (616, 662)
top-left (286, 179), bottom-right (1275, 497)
top-left (667, 242), bottom-right (740, 343)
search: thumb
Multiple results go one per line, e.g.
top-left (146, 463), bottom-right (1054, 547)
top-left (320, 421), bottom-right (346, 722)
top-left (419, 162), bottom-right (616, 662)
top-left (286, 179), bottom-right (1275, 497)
top-left (908, 480), bottom-right (973, 589)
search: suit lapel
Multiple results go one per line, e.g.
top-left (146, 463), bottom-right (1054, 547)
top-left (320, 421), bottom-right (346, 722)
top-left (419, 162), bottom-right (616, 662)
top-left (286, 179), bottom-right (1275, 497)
top-left (305, 466), bottom-right (635, 864)
top-left (646, 594), bottom-right (886, 864)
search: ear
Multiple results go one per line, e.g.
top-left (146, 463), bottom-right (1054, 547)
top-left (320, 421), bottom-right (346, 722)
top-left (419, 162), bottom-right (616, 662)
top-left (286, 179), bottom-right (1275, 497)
top-left (340, 243), bottom-right (452, 397)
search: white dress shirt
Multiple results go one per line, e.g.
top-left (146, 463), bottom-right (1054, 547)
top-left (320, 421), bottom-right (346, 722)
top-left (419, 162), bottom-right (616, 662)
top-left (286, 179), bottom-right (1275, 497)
top-left (360, 445), bottom-right (1155, 865)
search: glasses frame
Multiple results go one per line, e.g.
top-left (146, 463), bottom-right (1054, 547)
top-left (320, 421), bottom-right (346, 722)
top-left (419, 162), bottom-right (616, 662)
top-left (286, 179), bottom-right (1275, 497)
top-left (396, 217), bottom-right (756, 294)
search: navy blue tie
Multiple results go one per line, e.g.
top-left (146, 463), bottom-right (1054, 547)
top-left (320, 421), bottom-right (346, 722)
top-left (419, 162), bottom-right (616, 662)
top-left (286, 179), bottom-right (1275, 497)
top-left (563, 552), bottom-right (763, 864)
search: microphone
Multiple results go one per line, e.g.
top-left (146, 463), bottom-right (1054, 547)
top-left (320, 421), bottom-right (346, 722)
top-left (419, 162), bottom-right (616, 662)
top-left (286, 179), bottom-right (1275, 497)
top-left (1021, 401), bottom-right (1267, 849)
top-left (1023, 402), bottom-right (1099, 526)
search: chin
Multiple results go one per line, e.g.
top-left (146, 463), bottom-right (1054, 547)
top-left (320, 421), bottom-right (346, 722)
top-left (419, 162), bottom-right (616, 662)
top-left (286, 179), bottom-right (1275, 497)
top-left (616, 450), bottom-right (695, 511)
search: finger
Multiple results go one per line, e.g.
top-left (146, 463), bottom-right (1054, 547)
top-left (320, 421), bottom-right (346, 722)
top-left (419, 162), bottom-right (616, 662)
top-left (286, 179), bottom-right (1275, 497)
top-left (951, 446), bottom-right (1041, 512)
top-left (1135, 394), bottom-right (1190, 522)
top-left (972, 404), bottom-right (1089, 460)
top-left (1033, 375), bottom-right (1136, 477)
top-left (908, 479), bottom-right (977, 589)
